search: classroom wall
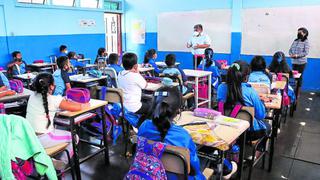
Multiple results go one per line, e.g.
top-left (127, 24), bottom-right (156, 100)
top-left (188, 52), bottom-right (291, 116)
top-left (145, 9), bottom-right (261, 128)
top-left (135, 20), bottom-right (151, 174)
top-left (123, 0), bottom-right (320, 91)
top-left (0, 1), bottom-right (105, 68)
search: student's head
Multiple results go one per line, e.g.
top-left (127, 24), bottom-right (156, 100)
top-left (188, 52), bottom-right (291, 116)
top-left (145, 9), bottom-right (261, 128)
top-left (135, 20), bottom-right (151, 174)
top-left (165, 54), bottom-right (176, 67)
top-left (194, 24), bottom-right (203, 33)
top-left (59, 45), bottom-right (67, 53)
top-left (108, 53), bottom-right (119, 65)
top-left (226, 60), bottom-right (250, 105)
top-left (297, 27), bottom-right (308, 41)
top-left (12, 51), bottom-right (22, 60)
top-left (97, 48), bottom-right (107, 57)
top-left (57, 56), bottom-right (71, 71)
top-left (250, 56), bottom-right (266, 72)
top-left (32, 73), bottom-right (55, 128)
top-left (204, 48), bottom-right (214, 68)
top-left (270, 51), bottom-right (291, 73)
top-left (143, 49), bottom-right (157, 64)
top-left (122, 52), bottom-right (138, 71)
top-left (67, 51), bottom-right (77, 59)
top-left (151, 86), bottom-right (182, 141)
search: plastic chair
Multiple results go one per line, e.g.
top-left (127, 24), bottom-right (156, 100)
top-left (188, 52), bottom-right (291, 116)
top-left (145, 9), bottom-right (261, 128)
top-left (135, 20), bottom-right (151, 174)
top-left (102, 67), bottom-right (118, 88)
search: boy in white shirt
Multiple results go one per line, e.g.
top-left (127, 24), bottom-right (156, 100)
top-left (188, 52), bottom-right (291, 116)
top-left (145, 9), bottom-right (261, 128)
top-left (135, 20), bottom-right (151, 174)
top-left (118, 53), bottom-right (151, 115)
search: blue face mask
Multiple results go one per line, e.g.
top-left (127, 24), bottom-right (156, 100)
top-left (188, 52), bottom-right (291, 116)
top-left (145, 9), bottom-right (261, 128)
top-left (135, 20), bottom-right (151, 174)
top-left (277, 57), bottom-right (282, 63)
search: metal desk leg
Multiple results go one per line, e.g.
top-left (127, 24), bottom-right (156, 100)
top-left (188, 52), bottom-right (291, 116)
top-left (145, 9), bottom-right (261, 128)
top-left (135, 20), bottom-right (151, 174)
top-left (101, 106), bottom-right (110, 165)
top-left (70, 118), bottom-right (81, 180)
top-left (208, 74), bottom-right (212, 108)
top-left (269, 111), bottom-right (278, 172)
top-left (238, 131), bottom-right (246, 180)
top-left (195, 77), bottom-right (199, 108)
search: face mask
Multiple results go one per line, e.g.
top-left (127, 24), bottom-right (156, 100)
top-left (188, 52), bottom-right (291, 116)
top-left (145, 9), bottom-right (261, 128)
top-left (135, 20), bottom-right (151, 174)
top-left (297, 33), bottom-right (304, 39)
top-left (193, 31), bottom-right (200, 36)
top-left (277, 57), bottom-right (282, 63)
top-left (65, 50), bottom-right (68, 54)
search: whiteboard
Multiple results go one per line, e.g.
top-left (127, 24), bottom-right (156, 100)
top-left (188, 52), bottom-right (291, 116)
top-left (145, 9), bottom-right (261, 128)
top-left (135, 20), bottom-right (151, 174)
top-left (242, 6), bottom-right (320, 58)
top-left (158, 9), bottom-right (232, 53)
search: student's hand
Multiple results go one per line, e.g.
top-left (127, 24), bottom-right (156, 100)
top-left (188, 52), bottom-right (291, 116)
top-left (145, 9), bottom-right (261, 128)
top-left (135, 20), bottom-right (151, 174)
top-left (193, 44), bottom-right (200, 49)
top-left (80, 103), bottom-right (90, 109)
top-left (0, 86), bottom-right (7, 91)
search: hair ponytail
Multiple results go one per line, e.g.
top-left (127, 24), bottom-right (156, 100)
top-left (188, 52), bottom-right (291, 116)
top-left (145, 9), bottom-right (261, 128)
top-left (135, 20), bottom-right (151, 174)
top-left (40, 84), bottom-right (51, 128)
top-left (144, 49), bottom-right (156, 64)
top-left (152, 102), bottom-right (171, 141)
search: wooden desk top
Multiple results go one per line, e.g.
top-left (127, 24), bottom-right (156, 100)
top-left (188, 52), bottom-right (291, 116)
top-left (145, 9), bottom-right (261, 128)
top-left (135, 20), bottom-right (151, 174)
top-left (77, 58), bottom-right (91, 62)
top-left (183, 69), bottom-right (212, 78)
top-left (58, 99), bottom-right (108, 117)
top-left (259, 93), bottom-right (282, 110)
top-left (144, 82), bottom-right (180, 92)
top-left (271, 81), bottom-right (286, 90)
top-left (138, 64), bottom-right (154, 72)
top-left (155, 62), bottom-right (180, 67)
top-left (70, 74), bottom-right (107, 83)
top-left (14, 73), bottom-right (37, 80)
top-left (175, 111), bottom-right (250, 150)
top-left (45, 143), bottom-right (69, 156)
top-left (0, 88), bottom-right (34, 103)
top-left (28, 63), bottom-right (56, 67)
top-left (85, 64), bottom-right (98, 68)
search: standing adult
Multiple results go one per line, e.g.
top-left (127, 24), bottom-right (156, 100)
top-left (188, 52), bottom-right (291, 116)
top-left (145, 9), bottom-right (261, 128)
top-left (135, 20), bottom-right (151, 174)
top-left (186, 24), bottom-right (211, 69)
top-left (289, 27), bottom-right (310, 89)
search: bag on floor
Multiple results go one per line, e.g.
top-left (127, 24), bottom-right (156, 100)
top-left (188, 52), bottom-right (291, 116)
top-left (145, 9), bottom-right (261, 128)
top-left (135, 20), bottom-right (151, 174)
top-left (66, 88), bottom-right (90, 103)
top-left (9, 79), bottom-right (24, 93)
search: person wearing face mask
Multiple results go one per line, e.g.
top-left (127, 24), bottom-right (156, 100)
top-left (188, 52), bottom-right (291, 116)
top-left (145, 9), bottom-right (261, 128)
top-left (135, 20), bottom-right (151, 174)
top-left (53, 56), bottom-right (72, 96)
top-left (289, 27), bottom-right (310, 89)
top-left (57, 45), bottom-right (68, 57)
top-left (7, 51), bottom-right (28, 77)
top-left (269, 51), bottom-right (292, 76)
top-left (186, 24), bottom-right (212, 69)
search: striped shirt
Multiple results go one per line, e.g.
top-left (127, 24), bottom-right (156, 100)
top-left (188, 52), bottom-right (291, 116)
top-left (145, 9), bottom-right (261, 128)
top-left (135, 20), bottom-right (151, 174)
top-left (289, 39), bottom-right (310, 64)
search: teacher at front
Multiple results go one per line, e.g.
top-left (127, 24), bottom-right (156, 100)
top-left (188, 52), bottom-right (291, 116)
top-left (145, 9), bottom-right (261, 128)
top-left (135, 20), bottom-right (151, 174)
top-left (186, 24), bottom-right (212, 69)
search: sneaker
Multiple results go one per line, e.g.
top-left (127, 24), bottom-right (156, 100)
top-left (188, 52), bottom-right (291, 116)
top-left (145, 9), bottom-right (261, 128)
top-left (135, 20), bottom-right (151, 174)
top-left (223, 161), bottom-right (237, 180)
top-left (52, 158), bottom-right (67, 171)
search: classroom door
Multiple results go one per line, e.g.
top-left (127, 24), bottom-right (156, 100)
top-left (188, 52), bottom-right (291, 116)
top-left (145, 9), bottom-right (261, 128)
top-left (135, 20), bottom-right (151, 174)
top-left (104, 13), bottom-right (122, 55)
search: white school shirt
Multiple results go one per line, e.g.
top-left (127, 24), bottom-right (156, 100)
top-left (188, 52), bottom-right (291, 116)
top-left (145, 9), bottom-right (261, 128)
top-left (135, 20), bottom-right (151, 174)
top-left (26, 92), bottom-right (63, 134)
top-left (188, 32), bottom-right (212, 55)
top-left (118, 70), bottom-right (147, 113)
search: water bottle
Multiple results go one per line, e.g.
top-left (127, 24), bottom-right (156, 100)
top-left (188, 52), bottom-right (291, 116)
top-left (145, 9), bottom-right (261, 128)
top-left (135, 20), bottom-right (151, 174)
top-left (0, 103), bottom-right (5, 114)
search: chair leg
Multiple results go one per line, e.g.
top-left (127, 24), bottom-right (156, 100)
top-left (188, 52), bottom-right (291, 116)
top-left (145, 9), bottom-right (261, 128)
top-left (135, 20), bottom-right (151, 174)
top-left (283, 106), bottom-right (288, 124)
top-left (65, 149), bottom-right (75, 180)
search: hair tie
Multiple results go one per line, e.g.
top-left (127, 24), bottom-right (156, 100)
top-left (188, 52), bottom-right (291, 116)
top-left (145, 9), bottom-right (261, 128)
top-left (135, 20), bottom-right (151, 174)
top-left (231, 63), bottom-right (240, 71)
top-left (39, 79), bottom-right (45, 85)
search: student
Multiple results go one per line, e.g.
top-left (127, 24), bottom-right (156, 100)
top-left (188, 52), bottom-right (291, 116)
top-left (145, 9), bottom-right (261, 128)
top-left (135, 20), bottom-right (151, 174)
top-left (7, 51), bottom-right (28, 76)
top-left (107, 53), bottom-right (124, 74)
top-left (269, 51), bottom-right (292, 76)
top-left (217, 61), bottom-right (270, 154)
top-left (95, 47), bottom-right (108, 64)
top-left (26, 73), bottom-right (85, 166)
top-left (138, 86), bottom-right (205, 180)
top-left (57, 45), bottom-right (68, 57)
top-left (118, 52), bottom-right (153, 116)
top-left (0, 71), bottom-right (10, 88)
top-left (67, 51), bottom-right (85, 71)
top-left (198, 48), bottom-right (221, 88)
top-left (248, 56), bottom-right (272, 87)
top-left (53, 56), bottom-right (71, 96)
top-left (143, 49), bottom-right (161, 74)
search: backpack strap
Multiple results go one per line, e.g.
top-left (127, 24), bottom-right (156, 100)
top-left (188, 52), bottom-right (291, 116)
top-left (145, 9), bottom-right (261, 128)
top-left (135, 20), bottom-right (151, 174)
top-left (218, 101), bottom-right (225, 115)
top-left (230, 104), bottom-right (243, 118)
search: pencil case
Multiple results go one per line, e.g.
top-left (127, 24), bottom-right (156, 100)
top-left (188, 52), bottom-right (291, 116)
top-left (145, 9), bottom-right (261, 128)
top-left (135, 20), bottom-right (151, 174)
top-left (66, 88), bottom-right (90, 103)
top-left (193, 108), bottom-right (221, 119)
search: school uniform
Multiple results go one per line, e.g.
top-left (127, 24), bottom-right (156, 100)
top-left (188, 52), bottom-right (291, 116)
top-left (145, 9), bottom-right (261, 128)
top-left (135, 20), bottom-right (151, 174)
top-left (57, 52), bottom-right (67, 57)
top-left (53, 69), bottom-right (70, 96)
top-left (0, 72), bottom-right (10, 88)
top-left (138, 120), bottom-right (206, 180)
top-left (70, 58), bottom-right (85, 68)
top-left (188, 32), bottom-right (212, 67)
top-left (108, 64), bottom-right (124, 74)
top-left (248, 71), bottom-right (271, 87)
top-left (198, 60), bottom-right (221, 88)
top-left (217, 83), bottom-right (270, 139)
top-left (95, 56), bottom-right (108, 64)
top-left (118, 70), bottom-right (149, 114)
top-left (144, 59), bottom-right (161, 74)
top-left (163, 68), bottom-right (188, 94)
top-left (12, 61), bottom-right (27, 75)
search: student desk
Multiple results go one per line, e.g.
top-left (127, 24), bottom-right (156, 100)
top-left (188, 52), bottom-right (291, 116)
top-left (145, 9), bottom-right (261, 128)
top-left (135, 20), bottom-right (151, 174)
top-left (85, 64), bottom-right (98, 69)
top-left (175, 111), bottom-right (249, 180)
top-left (144, 82), bottom-right (180, 92)
top-left (77, 58), bottom-right (91, 64)
top-left (14, 73), bottom-right (37, 89)
top-left (183, 69), bottom-right (212, 108)
top-left (155, 62), bottom-right (180, 68)
top-left (57, 99), bottom-right (109, 180)
top-left (0, 88), bottom-right (33, 103)
top-left (0, 69), bottom-right (7, 73)
top-left (28, 63), bottom-right (56, 73)
top-left (271, 81), bottom-right (286, 90)
top-left (70, 74), bottom-right (108, 88)
top-left (138, 64), bottom-right (155, 73)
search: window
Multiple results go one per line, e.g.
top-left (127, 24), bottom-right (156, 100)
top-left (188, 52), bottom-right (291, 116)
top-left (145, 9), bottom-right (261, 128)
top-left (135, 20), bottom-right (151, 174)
top-left (17, 0), bottom-right (46, 4)
top-left (52, 0), bottom-right (75, 7)
top-left (80, 0), bottom-right (101, 8)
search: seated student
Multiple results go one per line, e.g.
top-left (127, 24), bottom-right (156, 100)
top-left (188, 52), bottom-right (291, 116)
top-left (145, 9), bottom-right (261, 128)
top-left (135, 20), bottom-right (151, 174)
top-left (0, 71), bottom-right (10, 88)
top-left (107, 53), bottom-right (124, 74)
top-left (217, 61), bottom-right (270, 155)
top-left (269, 51), bottom-right (292, 75)
top-left (143, 49), bottom-right (161, 75)
top-left (138, 86), bottom-right (205, 180)
top-left (57, 45), bottom-right (68, 57)
top-left (67, 51), bottom-right (85, 72)
top-left (197, 48), bottom-right (221, 88)
top-left (95, 47), bottom-right (108, 64)
top-left (248, 56), bottom-right (272, 87)
top-left (53, 56), bottom-right (71, 96)
top-left (118, 53), bottom-right (151, 115)
top-left (26, 73), bottom-right (86, 167)
top-left (7, 51), bottom-right (28, 76)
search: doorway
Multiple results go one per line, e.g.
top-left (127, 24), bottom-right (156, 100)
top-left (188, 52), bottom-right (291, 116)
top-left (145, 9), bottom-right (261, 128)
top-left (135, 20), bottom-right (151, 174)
top-left (104, 13), bottom-right (122, 55)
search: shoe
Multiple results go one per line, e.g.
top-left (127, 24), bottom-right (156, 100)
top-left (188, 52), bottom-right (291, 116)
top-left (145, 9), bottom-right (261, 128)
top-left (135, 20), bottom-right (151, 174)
top-left (52, 158), bottom-right (67, 171)
top-left (223, 161), bottom-right (237, 180)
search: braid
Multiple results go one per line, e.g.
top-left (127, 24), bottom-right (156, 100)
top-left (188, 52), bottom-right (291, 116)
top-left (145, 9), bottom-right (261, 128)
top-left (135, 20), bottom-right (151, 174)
top-left (152, 102), bottom-right (171, 141)
top-left (40, 85), bottom-right (51, 129)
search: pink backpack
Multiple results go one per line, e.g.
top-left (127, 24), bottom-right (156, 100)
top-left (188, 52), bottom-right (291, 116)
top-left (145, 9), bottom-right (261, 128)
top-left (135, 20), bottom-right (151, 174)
top-left (66, 88), bottom-right (90, 103)
top-left (9, 79), bottom-right (24, 93)
top-left (194, 108), bottom-right (221, 119)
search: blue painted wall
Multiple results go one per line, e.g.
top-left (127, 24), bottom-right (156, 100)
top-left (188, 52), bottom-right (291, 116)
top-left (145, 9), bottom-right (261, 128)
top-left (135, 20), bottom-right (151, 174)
top-left (123, 0), bottom-right (320, 91)
top-left (0, 1), bottom-right (105, 67)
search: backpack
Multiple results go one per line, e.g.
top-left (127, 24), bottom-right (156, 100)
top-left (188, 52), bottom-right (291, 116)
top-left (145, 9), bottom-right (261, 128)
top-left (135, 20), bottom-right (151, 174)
top-left (125, 136), bottom-right (167, 180)
top-left (66, 88), bottom-right (91, 103)
top-left (88, 70), bottom-right (102, 78)
top-left (9, 79), bottom-right (24, 93)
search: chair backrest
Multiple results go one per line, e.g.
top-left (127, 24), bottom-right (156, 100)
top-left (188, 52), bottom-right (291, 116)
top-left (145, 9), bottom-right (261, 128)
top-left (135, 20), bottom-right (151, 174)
top-left (160, 73), bottom-right (183, 93)
top-left (102, 87), bottom-right (124, 104)
top-left (103, 67), bottom-right (118, 88)
top-left (223, 106), bottom-right (254, 126)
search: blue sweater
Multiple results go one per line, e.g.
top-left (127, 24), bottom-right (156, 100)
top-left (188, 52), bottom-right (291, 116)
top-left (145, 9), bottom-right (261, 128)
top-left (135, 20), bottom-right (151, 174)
top-left (217, 83), bottom-right (267, 131)
top-left (248, 71), bottom-right (271, 87)
top-left (108, 64), bottom-right (124, 74)
top-left (146, 59), bottom-right (161, 74)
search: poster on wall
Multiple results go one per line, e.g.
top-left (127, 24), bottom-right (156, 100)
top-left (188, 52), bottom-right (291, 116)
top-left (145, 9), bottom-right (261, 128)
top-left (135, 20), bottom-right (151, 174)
top-left (131, 20), bottom-right (145, 44)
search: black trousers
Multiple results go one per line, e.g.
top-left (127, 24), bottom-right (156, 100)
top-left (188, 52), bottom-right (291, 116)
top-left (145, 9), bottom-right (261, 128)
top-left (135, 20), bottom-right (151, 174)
top-left (193, 55), bottom-right (203, 69)
top-left (292, 63), bottom-right (307, 87)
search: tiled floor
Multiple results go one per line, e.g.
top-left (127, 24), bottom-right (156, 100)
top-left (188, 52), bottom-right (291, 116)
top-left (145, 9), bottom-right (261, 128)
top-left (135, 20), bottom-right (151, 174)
top-left (65, 92), bottom-right (320, 180)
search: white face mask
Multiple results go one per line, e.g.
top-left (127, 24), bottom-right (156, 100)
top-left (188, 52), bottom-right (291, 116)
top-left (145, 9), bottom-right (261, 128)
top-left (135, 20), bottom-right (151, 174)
top-left (193, 31), bottom-right (200, 36)
top-left (65, 50), bottom-right (68, 54)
